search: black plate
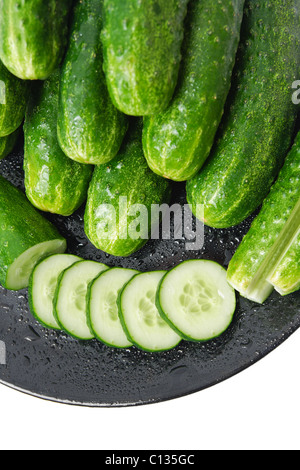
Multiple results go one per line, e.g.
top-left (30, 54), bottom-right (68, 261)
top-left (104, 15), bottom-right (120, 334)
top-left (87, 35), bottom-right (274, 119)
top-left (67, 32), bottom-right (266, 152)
top-left (0, 142), bottom-right (299, 407)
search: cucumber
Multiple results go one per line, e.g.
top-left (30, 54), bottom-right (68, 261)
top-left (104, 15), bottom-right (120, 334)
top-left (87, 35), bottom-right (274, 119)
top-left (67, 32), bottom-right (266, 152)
top-left (0, 0), bottom-right (73, 80)
top-left (84, 120), bottom-right (172, 257)
top-left (28, 254), bottom-right (82, 330)
top-left (156, 260), bottom-right (236, 342)
top-left (24, 69), bottom-right (93, 217)
top-left (118, 271), bottom-right (182, 352)
top-left (54, 260), bottom-right (109, 340)
top-left (227, 132), bottom-right (300, 304)
top-left (57, 0), bottom-right (128, 165)
top-left (268, 231), bottom-right (300, 297)
top-left (186, 0), bottom-right (300, 229)
top-left (0, 60), bottom-right (30, 137)
top-left (0, 175), bottom-right (67, 291)
top-left (101, 0), bottom-right (189, 116)
top-left (87, 267), bottom-right (139, 348)
top-left (143, 0), bottom-right (244, 182)
top-left (0, 127), bottom-right (20, 161)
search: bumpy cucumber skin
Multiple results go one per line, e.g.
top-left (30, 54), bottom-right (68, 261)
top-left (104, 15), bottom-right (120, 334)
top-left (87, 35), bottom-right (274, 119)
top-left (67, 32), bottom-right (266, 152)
top-left (0, 127), bottom-right (20, 160)
top-left (24, 69), bottom-right (93, 217)
top-left (58, 0), bottom-right (128, 165)
top-left (101, 0), bottom-right (189, 116)
top-left (0, 0), bottom-right (73, 80)
top-left (269, 232), bottom-right (300, 296)
top-left (143, 0), bottom-right (244, 182)
top-left (0, 175), bottom-right (66, 289)
top-left (227, 131), bottom-right (300, 295)
top-left (0, 60), bottom-right (30, 137)
top-left (187, 0), bottom-right (300, 229)
top-left (84, 121), bottom-right (172, 257)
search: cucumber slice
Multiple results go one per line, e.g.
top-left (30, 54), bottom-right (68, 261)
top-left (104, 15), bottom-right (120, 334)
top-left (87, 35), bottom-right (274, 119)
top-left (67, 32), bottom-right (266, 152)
top-left (118, 271), bottom-right (182, 353)
top-left (28, 254), bottom-right (82, 330)
top-left (54, 260), bottom-right (109, 340)
top-left (6, 239), bottom-right (67, 291)
top-left (87, 268), bottom-right (139, 349)
top-left (157, 260), bottom-right (236, 342)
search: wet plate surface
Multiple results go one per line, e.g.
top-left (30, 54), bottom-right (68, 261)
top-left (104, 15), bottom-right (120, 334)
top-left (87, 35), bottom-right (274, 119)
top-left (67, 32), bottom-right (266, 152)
top-left (0, 143), bottom-right (299, 407)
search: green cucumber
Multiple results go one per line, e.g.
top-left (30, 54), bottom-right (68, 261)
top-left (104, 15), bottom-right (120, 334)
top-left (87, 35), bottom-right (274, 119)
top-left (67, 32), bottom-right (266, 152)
top-left (118, 271), bottom-right (182, 352)
top-left (0, 60), bottom-right (30, 137)
top-left (54, 260), bottom-right (109, 340)
top-left (186, 0), bottom-right (300, 229)
top-left (0, 127), bottom-right (20, 160)
top-left (0, 175), bottom-right (67, 291)
top-left (143, 0), bottom-right (244, 182)
top-left (101, 0), bottom-right (189, 116)
top-left (87, 267), bottom-right (139, 349)
top-left (57, 0), bottom-right (128, 165)
top-left (84, 120), bottom-right (172, 257)
top-left (24, 69), bottom-right (93, 217)
top-left (156, 260), bottom-right (236, 342)
top-left (28, 254), bottom-right (82, 330)
top-left (227, 132), bottom-right (300, 304)
top-left (0, 0), bottom-right (73, 80)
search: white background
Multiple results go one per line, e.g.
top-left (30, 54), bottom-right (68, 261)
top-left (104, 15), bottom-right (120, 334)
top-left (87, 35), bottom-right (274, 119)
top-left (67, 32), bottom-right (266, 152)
top-left (0, 327), bottom-right (300, 451)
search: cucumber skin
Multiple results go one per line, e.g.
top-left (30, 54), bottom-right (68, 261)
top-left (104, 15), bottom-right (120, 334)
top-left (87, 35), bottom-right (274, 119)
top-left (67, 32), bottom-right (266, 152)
top-left (269, 232), bottom-right (300, 296)
top-left (143, 0), bottom-right (244, 182)
top-left (0, 60), bottom-right (30, 137)
top-left (187, 0), bottom-right (300, 229)
top-left (84, 121), bottom-right (172, 257)
top-left (101, 0), bottom-right (189, 116)
top-left (0, 127), bottom-right (20, 160)
top-left (58, 0), bottom-right (128, 165)
top-left (227, 131), bottom-right (300, 295)
top-left (0, 0), bottom-right (73, 80)
top-left (24, 70), bottom-right (93, 217)
top-left (0, 175), bottom-right (66, 289)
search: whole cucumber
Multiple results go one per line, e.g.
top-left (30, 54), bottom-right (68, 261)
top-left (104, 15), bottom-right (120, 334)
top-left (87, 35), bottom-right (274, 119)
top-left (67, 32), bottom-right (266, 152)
top-left (101, 0), bottom-right (189, 116)
top-left (0, 0), bottom-right (73, 80)
top-left (187, 0), bottom-right (300, 229)
top-left (84, 120), bottom-right (172, 257)
top-left (143, 0), bottom-right (245, 182)
top-left (58, 0), bottom-right (128, 165)
top-left (0, 127), bottom-right (20, 161)
top-left (24, 69), bottom-right (93, 217)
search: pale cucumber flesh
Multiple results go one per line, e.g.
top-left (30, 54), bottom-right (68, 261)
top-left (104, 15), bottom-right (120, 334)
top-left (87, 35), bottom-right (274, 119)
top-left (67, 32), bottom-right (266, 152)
top-left (88, 267), bottom-right (139, 348)
top-left (29, 254), bottom-right (82, 329)
top-left (54, 260), bottom-right (109, 340)
top-left (119, 271), bottom-right (182, 352)
top-left (6, 239), bottom-right (67, 291)
top-left (157, 260), bottom-right (236, 342)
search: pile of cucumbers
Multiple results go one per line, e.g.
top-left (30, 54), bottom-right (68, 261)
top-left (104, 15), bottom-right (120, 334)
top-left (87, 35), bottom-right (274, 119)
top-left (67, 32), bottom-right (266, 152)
top-left (0, 0), bottom-right (299, 352)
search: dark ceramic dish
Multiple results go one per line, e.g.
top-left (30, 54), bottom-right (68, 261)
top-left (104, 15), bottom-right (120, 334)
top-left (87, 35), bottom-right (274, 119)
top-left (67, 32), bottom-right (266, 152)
top-left (0, 142), bottom-right (299, 407)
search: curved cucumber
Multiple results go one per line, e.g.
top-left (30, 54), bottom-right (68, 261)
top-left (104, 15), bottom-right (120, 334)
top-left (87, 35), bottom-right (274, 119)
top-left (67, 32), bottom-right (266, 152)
top-left (0, 60), bottom-right (30, 137)
top-left (24, 69), bottom-right (93, 217)
top-left (0, 127), bottom-right (20, 161)
top-left (0, 0), bottom-right (73, 80)
top-left (58, 0), bottom-right (128, 165)
top-left (28, 254), bottom-right (82, 330)
top-left (54, 260), bottom-right (109, 340)
top-left (143, 0), bottom-right (244, 182)
top-left (187, 0), bottom-right (300, 228)
top-left (101, 0), bottom-right (189, 116)
top-left (156, 260), bottom-right (236, 342)
top-left (84, 120), bottom-right (172, 257)
top-left (87, 267), bottom-right (139, 348)
top-left (0, 175), bottom-right (67, 291)
top-left (118, 271), bottom-right (182, 352)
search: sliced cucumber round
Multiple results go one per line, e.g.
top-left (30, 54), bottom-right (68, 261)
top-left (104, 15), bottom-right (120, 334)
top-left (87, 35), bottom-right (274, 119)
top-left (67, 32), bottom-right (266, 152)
top-left (28, 254), bottom-right (82, 330)
top-left (6, 239), bottom-right (67, 291)
top-left (54, 260), bottom-right (109, 340)
top-left (156, 260), bottom-right (236, 342)
top-left (87, 267), bottom-right (139, 349)
top-left (118, 271), bottom-right (182, 353)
